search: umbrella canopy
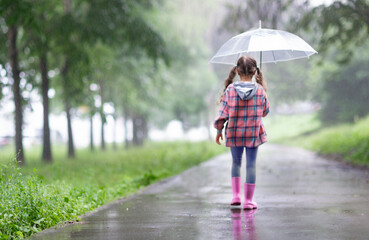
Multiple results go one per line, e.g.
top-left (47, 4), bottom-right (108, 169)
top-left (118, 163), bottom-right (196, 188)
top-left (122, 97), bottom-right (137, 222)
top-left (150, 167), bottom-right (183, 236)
top-left (210, 27), bottom-right (317, 66)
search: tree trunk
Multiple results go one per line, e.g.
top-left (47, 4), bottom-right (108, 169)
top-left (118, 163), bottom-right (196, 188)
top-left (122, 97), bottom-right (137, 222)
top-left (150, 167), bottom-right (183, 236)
top-left (61, 59), bottom-right (75, 158)
top-left (132, 113), bottom-right (144, 146)
top-left (100, 112), bottom-right (105, 150)
top-left (90, 112), bottom-right (94, 151)
top-left (123, 106), bottom-right (129, 149)
top-left (8, 25), bottom-right (24, 165)
top-left (112, 116), bottom-right (117, 151)
top-left (98, 80), bottom-right (105, 150)
top-left (142, 116), bottom-right (148, 141)
top-left (62, 0), bottom-right (75, 158)
top-left (132, 114), bottom-right (138, 146)
top-left (40, 51), bottom-right (52, 162)
top-left (65, 101), bottom-right (75, 158)
top-left (64, 0), bottom-right (70, 12)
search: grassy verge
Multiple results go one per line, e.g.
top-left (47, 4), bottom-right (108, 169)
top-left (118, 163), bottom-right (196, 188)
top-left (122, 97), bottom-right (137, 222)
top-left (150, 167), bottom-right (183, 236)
top-left (287, 115), bottom-right (369, 167)
top-left (0, 141), bottom-right (226, 239)
top-left (265, 113), bottom-right (369, 168)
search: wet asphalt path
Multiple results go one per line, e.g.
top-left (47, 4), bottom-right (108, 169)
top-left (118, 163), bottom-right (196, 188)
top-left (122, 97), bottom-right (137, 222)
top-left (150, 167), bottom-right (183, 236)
top-left (33, 144), bottom-right (369, 240)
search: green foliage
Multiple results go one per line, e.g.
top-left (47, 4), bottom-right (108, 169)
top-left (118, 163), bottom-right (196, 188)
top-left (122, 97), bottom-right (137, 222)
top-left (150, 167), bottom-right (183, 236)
top-left (0, 0), bottom-right (221, 156)
top-left (264, 59), bottom-right (315, 106)
top-left (318, 50), bottom-right (369, 123)
top-left (222, 0), bottom-right (310, 34)
top-left (0, 162), bottom-right (85, 239)
top-left (302, 42), bottom-right (369, 124)
top-left (269, 113), bottom-right (366, 166)
top-left (0, 0), bottom-right (35, 27)
top-left (135, 169), bottom-right (159, 186)
top-left (298, 0), bottom-right (369, 63)
top-left (302, 115), bottom-right (369, 166)
top-left (0, 141), bottom-right (226, 239)
top-left (264, 112), bottom-right (369, 167)
top-left (297, 1), bottom-right (369, 123)
top-left (144, 0), bottom-right (220, 128)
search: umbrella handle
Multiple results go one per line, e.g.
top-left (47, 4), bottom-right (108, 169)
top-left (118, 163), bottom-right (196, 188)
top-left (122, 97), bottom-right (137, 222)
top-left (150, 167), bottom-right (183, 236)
top-left (259, 20), bottom-right (262, 69)
top-left (259, 51), bottom-right (262, 70)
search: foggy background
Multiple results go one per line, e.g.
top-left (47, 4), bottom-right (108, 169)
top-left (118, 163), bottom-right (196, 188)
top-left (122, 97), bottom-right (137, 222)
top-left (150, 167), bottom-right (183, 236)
top-left (0, 0), bottom-right (368, 163)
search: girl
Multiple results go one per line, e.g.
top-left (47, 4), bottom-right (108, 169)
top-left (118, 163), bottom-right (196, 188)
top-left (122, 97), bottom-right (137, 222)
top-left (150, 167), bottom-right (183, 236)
top-left (214, 56), bottom-right (269, 210)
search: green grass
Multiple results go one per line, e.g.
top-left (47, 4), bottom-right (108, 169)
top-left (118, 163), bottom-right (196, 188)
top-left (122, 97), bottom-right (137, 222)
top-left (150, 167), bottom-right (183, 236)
top-left (289, 116), bottom-right (369, 167)
top-left (264, 112), bottom-right (369, 167)
top-left (0, 141), bottom-right (226, 239)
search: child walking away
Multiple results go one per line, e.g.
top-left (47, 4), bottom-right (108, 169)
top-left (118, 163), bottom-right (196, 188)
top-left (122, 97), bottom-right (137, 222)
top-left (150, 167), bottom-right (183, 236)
top-left (214, 56), bottom-right (269, 210)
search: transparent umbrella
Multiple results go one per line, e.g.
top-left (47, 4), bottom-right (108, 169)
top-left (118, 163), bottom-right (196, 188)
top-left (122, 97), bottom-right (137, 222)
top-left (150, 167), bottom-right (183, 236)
top-left (210, 22), bottom-right (317, 68)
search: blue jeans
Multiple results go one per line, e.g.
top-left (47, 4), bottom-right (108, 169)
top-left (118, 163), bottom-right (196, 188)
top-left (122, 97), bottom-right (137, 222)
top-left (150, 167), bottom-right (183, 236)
top-left (230, 147), bottom-right (258, 184)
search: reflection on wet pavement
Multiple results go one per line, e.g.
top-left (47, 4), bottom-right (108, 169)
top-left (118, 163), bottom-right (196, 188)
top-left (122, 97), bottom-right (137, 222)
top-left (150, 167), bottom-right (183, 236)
top-left (244, 209), bottom-right (257, 240)
top-left (231, 209), bottom-right (243, 240)
top-left (231, 208), bottom-right (258, 240)
top-left (33, 144), bottom-right (369, 240)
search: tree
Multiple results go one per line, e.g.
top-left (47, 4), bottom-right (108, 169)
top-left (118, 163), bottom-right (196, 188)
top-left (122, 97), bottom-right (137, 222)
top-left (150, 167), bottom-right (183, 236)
top-left (0, 0), bottom-right (35, 165)
top-left (298, 0), bottom-right (369, 123)
top-left (55, 0), bottom-right (169, 155)
top-left (2, 0), bottom-right (65, 163)
top-left (222, 0), bottom-right (310, 33)
top-left (87, 43), bottom-right (116, 151)
top-left (319, 52), bottom-right (369, 122)
top-left (299, 0), bottom-right (369, 63)
top-left (8, 25), bottom-right (24, 164)
top-left (31, 1), bottom-right (60, 162)
top-left (39, 49), bottom-right (52, 161)
top-left (141, 0), bottom-right (221, 136)
top-left (111, 55), bottom-right (160, 147)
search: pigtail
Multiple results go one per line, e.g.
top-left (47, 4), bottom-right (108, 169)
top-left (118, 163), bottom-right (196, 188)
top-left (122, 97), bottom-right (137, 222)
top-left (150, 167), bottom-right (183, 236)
top-left (223, 66), bottom-right (237, 92)
top-left (255, 67), bottom-right (267, 92)
top-left (218, 66), bottom-right (237, 103)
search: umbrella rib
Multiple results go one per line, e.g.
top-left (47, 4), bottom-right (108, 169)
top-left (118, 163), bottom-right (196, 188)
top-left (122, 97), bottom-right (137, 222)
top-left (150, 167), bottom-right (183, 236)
top-left (209, 27), bottom-right (317, 65)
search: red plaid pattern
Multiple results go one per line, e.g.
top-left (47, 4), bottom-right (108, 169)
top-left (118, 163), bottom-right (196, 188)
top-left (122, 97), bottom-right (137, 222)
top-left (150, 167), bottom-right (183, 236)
top-left (214, 83), bottom-right (270, 147)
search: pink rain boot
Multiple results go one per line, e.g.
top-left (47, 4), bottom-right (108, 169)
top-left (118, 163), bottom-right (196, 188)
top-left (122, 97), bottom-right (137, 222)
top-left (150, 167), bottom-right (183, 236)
top-left (230, 177), bottom-right (241, 206)
top-left (243, 183), bottom-right (258, 210)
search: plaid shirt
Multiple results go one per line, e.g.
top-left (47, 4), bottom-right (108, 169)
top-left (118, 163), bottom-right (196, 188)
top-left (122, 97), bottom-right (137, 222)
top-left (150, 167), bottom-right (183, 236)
top-left (214, 83), bottom-right (270, 148)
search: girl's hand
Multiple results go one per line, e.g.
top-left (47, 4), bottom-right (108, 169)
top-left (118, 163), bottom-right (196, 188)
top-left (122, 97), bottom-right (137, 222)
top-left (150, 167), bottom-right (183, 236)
top-left (216, 133), bottom-right (223, 145)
